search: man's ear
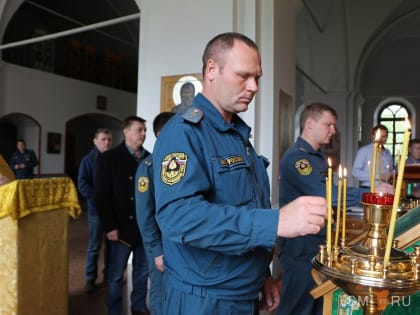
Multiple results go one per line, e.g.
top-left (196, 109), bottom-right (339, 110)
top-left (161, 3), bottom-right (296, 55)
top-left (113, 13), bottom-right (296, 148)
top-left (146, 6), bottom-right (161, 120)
top-left (306, 117), bottom-right (314, 130)
top-left (206, 59), bottom-right (217, 81)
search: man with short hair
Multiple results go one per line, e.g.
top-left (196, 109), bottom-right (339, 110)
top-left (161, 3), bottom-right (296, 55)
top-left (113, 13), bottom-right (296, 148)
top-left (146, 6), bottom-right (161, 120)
top-left (10, 139), bottom-right (38, 179)
top-left (352, 125), bottom-right (394, 189)
top-left (407, 138), bottom-right (420, 164)
top-left (135, 111), bottom-right (175, 315)
top-left (152, 32), bottom-right (328, 315)
top-left (95, 116), bottom-right (150, 315)
top-left (78, 128), bottom-right (112, 293)
top-left (277, 104), bottom-right (394, 315)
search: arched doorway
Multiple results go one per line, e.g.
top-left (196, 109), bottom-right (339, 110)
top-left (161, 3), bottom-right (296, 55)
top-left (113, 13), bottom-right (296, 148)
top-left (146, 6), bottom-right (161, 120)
top-left (65, 113), bottom-right (121, 183)
top-left (0, 113), bottom-right (41, 175)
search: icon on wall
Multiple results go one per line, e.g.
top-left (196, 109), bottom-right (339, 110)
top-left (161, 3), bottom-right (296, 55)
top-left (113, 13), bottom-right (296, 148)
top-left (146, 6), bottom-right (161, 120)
top-left (160, 73), bottom-right (203, 112)
top-left (47, 132), bottom-right (61, 154)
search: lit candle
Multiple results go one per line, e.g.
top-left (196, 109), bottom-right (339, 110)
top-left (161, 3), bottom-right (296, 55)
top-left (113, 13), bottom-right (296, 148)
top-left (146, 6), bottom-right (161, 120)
top-left (384, 120), bottom-right (411, 266)
top-left (334, 165), bottom-right (342, 249)
top-left (385, 164), bottom-right (390, 183)
top-left (327, 158), bottom-right (333, 256)
top-left (342, 167), bottom-right (347, 246)
top-left (370, 129), bottom-right (381, 192)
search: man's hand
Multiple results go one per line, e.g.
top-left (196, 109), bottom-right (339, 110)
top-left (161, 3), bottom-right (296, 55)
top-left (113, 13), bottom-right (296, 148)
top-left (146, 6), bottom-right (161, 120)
top-left (260, 276), bottom-right (280, 312)
top-left (277, 196), bottom-right (327, 237)
top-left (375, 182), bottom-right (395, 195)
top-left (154, 255), bottom-right (164, 272)
top-left (106, 229), bottom-right (119, 241)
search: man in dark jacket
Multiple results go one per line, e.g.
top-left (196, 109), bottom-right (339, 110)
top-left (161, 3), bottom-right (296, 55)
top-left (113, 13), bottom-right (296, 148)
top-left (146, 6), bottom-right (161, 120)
top-left (95, 116), bottom-right (150, 315)
top-left (9, 139), bottom-right (38, 179)
top-left (78, 128), bottom-right (112, 292)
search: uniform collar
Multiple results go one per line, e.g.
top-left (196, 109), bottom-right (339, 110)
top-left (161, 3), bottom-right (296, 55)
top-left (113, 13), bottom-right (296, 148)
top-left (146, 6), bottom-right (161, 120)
top-left (194, 93), bottom-right (251, 143)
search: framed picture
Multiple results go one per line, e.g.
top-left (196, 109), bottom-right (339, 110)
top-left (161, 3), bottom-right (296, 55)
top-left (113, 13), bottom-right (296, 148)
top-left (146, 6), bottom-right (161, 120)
top-left (160, 73), bottom-right (203, 112)
top-left (47, 132), bottom-right (61, 154)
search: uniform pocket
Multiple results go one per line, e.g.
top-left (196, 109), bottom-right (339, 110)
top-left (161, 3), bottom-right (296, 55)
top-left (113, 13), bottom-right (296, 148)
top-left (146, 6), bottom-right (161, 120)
top-left (211, 155), bottom-right (254, 206)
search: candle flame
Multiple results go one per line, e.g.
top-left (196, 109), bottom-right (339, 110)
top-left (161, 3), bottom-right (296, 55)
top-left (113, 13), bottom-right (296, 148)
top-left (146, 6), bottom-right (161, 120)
top-left (338, 164), bottom-right (342, 178)
top-left (328, 157), bottom-right (332, 167)
top-left (344, 167), bottom-right (347, 177)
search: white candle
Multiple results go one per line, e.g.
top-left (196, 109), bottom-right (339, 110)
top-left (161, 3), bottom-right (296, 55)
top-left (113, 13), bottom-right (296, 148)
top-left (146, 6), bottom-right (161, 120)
top-left (370, 129), bottom-right (381, 192)
top-left (334, 165), bottom-right (342, 249)
top-left (384, 121), bottom-right (411, 266)
top-left (327, 158), bottom-right (333, 256)
top-left (342, 168), bottom-right (347, 245)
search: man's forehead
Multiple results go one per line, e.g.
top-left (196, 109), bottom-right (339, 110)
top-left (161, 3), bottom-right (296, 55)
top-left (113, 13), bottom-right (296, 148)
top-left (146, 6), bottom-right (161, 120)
top-left (319, 111), bottom-right (336, 122)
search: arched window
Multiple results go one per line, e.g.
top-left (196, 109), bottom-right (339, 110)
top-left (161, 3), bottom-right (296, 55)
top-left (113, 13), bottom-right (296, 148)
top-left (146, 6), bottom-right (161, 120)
top-left (378, 104), bottom-right (411, 165)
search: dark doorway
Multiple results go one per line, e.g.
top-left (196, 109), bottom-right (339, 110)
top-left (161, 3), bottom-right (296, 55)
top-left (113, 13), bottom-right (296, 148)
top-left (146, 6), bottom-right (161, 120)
top-left (0, 113), bottom-right (41, 174)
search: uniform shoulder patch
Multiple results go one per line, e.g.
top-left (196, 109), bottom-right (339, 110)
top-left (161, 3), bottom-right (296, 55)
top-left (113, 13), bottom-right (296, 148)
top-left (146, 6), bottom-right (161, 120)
top-left (294, 158), bottom-right (312, 175)
top-left (181, 107), bottom-right (203, 124)
top-left (137, 176), bottom-right (149, 193)
top-left (160, 152), bottom-right (188, 185)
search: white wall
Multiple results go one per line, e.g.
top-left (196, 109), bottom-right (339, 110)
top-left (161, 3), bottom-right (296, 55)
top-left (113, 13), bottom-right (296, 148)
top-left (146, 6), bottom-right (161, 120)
top-left (0, 63), bottom-right (136, 173)
top-left (136, 1), bottom-right (301, 205)
top-left (294, 0), bottom-right (411, 186)
top-left (137, 0), bottom-right (235, 151)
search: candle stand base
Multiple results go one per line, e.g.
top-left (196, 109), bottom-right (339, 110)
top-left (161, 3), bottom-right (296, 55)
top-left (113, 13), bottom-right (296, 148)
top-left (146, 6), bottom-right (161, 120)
top-left (312, 193), bottom-right (420, 314)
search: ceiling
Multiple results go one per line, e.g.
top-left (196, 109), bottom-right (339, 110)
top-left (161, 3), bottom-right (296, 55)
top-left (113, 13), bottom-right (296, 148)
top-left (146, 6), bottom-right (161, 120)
top-left (1, 0), bottom-right (140, 91)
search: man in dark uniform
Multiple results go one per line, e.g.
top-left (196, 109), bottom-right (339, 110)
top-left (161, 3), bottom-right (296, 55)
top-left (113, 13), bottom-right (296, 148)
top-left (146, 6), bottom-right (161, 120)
top-left (9, 139), bottom-right (38, 179)
top-left (95, 116), bottom-right (150, 315)
top-left (276, 103), bottom-right (393, 315)
top-left (152, 32), bottom-right (328, 315)
top-left (135, 111), bottom-right (175, 315)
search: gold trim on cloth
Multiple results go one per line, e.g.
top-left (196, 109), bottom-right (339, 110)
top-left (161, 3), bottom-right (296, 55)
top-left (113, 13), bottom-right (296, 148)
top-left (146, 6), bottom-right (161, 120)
top-left (0, 177), bottom-right (81, 220)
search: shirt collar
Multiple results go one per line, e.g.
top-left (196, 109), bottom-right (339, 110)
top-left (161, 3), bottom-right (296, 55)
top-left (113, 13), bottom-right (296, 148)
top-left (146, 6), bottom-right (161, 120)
top-left (125, 144), bottom-right (145, 162)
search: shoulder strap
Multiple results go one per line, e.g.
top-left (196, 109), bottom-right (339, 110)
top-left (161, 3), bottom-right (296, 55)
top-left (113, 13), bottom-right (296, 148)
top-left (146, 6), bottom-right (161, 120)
top-left (181, 107), bottom-right (204, 124)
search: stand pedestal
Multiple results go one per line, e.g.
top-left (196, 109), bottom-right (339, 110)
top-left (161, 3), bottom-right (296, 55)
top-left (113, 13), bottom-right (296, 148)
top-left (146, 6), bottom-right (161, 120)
top-left (0, 177), bottom-right (81, 315)
top-left (311, 206), bottom-right (420, 315)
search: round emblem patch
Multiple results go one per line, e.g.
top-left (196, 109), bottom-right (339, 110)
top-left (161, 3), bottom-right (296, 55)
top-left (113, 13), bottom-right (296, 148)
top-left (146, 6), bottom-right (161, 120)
top-left (295, 159), bottom-right (312, 175)
top-left (137, 176), bottom-right (149, 193)
top-left (161, 152), bottom-right (188, 185)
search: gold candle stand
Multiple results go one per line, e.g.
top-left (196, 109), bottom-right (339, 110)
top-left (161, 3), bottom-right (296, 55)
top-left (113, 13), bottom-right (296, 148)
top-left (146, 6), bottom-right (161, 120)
top-left (312, 193), bottom-right (420, 315)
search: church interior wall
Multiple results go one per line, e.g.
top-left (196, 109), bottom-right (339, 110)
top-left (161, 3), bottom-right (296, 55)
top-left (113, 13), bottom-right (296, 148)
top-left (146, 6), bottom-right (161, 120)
top-left (0, 62), bottom-right (136, 174)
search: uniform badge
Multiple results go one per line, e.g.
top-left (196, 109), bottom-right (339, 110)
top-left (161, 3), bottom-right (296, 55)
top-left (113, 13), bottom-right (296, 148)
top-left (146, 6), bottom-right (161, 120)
top-left (137, 176), bottom-right (149, 193)
top-left (161, 152), bottom-right (188, 185)
top-left (295, 159), bottom-right (312, 175)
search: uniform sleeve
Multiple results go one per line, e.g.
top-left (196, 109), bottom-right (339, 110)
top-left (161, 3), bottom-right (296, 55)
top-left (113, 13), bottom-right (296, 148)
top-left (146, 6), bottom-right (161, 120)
top-left (280, 151), bottom-right (327, 200)
top-left (135, 161), bottom-right (163, 258)
top-left (95, 153), bottom-right (117, 232)
top-left (280, 150), bottom-right (362, 208)
top-left (153, 122), bottom-right (278, 255)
